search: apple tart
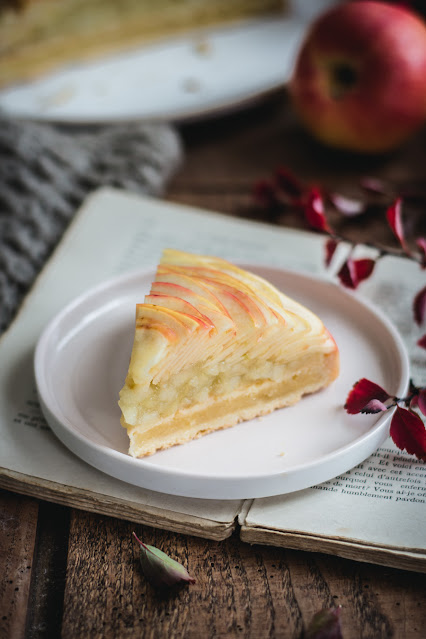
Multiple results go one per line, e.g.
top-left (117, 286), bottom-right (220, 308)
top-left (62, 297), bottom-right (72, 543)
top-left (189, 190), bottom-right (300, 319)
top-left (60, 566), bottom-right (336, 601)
top-left (119, 249), bottom-right (339, 457)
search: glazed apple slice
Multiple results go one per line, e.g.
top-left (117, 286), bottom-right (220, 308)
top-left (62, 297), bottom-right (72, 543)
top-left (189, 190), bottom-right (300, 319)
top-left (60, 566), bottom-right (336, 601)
top-left (155, 267), bottom-right (228, 312)
top-left (157, 263), bottom-right (312, 360)
top-left (144, 294), bottom-right (215, 332)
top-left (160, 262), bottom-right (287, 328)
top-left (151, 280), bottom-right (221, 312)
top-left (150, 280), bottom-right (235, 336)
top-left (161, 249), bottom-right (284, 310)
top-left (144, 293), bottom-right (231, 372)
top-left (160, 250), bottom-right (325, 332)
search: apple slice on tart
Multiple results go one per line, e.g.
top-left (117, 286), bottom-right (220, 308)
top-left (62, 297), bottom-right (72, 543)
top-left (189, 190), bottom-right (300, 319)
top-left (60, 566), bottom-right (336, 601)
top-left (119, 249), bottom-right (340, 458)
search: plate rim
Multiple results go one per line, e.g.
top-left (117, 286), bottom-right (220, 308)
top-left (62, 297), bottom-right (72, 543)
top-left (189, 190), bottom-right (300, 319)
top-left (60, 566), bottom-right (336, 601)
top-left (34, 265), bottom-right (410, 498)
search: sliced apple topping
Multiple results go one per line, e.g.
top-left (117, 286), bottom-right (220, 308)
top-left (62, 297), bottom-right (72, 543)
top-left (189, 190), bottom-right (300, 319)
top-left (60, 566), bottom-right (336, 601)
top-left (129, 251), bottom-right (336, 385)
top-left (144, 294), bottom-right (216, 332)
top-left (161, 249), bottom-right (285, 310)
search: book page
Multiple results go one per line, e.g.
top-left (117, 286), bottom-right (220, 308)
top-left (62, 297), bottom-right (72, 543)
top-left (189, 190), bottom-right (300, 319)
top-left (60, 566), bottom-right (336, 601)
top-left (241, 255), bottom-right (426, 562)
top-left (242, 442), bottom-right (426, 550)
top-left (0, 187), bottom-right (326, 538)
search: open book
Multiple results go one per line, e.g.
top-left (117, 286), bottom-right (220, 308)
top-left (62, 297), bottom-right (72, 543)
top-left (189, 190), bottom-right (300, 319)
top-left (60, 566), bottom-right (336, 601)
top-left (1, 188), bottom-right (425, 572)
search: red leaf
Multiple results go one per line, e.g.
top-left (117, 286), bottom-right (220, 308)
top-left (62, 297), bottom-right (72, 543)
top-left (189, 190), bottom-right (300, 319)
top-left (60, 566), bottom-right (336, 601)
top-left (386, 198), bottom-right (408, 252)
top-left (354, 258), bottom-right (375, 282)
top-left (275, 167), bottom-right (304, 201)
top-left (253, 180), bottom-right (278, 208)
top-left (416, 238), bottom-right (426, 268)
top-left (389, 406), bottom-right (426, 462)
top-left (416, 387), bottom-right (426, 416)
top-left (345, 378), bottom-right (391, 414)
top-left (304, 187), bottom-right (331, 233)
top-left (337, 258), bottom-right (356, 289)
top-left (337, 257), bottom-right (375, 289)
top-left (418, 334), bottom-right (426, 350)
top-left (417, 389), bottom-right (426, 417)
top-left (325, 238), bottom-right (339, 267)
top-left (413, 286), bottom-right (426, 325)
top-left (410, 395), bottom-right (419, 410)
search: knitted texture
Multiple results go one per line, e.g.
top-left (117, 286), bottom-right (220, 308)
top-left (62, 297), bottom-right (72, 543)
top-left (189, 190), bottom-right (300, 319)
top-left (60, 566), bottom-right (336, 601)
top-left (0, 118), bottom-right (183, 332)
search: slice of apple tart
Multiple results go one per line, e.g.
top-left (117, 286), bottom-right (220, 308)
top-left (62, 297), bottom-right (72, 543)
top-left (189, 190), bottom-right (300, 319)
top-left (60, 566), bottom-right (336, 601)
top-left (119, 249), bottom-right (339, 457)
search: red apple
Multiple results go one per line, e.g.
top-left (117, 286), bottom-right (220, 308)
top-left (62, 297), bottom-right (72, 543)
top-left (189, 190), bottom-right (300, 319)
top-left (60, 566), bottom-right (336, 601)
top-left (289, 1), bottom-right (426, 153)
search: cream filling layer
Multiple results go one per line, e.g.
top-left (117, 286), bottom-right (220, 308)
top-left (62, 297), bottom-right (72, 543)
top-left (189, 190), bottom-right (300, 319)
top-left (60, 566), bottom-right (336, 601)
top-left (119, 349), bottom-right (336, 428)
top-left (122, 351), bottom-right (339, 457)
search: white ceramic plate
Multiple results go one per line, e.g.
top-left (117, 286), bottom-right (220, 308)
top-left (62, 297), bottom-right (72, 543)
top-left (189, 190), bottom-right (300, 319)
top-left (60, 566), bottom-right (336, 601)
top-left (34, 266), bottom-right (409, 499)
top-left (0, 17), bottom-right (304, 124)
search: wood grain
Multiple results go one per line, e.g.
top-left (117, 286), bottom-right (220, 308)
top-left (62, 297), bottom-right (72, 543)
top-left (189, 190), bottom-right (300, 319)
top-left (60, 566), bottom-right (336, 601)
top-left (59, 509), bottom-right (426, 639)
top-left (24, 501), bottom-right (70, 639)
top-left (0, 491), bottom-right (38, 639)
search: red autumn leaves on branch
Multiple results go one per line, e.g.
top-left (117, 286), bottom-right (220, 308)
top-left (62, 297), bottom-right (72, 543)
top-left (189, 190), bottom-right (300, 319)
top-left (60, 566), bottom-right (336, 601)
top-left (253, 167), bottom-right (426, 461)
top-left (345, 378), bottom-right (426, 461)
top-left (253, 166), bottom-right (426, 342)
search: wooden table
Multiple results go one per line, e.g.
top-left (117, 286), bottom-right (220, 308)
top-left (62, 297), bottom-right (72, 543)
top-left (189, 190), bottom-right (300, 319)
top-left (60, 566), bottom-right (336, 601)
top-left (2, 92), bottom-right (426, 638)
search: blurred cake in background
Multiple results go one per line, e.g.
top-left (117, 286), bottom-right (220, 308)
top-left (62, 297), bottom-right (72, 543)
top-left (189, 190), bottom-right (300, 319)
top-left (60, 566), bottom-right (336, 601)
top-left (0, 0), bottom-right (284, 88)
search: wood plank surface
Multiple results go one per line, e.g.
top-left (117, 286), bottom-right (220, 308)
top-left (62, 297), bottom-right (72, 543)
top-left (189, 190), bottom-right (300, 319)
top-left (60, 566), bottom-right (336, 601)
top-left (0, 492), bottom-right (38, 639)
top-left (58, 511), bottom-right (426, 638)
top-left (1, 89), bottom-right (426, 638)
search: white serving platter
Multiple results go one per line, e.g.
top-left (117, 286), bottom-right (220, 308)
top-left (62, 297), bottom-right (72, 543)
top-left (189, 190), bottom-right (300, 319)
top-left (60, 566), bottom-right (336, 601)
top-left (34, 265), bottom-right (409, 499)
top-left (0, 17), bottom-right (304, 124)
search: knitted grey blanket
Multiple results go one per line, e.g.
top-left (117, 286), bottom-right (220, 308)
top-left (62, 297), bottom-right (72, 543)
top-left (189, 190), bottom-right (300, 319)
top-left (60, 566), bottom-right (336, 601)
top-left (0, 118), bottom-right (183, 333)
